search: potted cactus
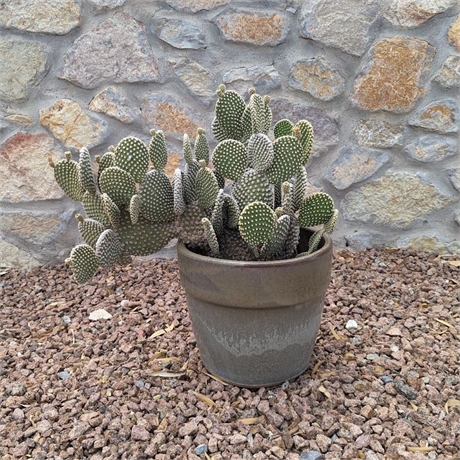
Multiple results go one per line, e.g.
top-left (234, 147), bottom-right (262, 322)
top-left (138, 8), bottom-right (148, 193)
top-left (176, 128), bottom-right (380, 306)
top-left (49, 84), bottom-right (338, 387)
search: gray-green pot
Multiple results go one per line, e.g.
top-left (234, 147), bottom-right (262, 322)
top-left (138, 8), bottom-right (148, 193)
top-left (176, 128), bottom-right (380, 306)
top-left (177, 229), bottom-right (333, 388)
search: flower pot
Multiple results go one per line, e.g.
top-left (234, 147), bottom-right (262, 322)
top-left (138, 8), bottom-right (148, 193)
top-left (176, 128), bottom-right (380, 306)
top-left (177, 229), bottom-right (333, 388)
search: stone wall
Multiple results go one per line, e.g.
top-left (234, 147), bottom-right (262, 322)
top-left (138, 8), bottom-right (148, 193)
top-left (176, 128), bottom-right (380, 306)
top-left (1, 0), bottom-right (459, 268)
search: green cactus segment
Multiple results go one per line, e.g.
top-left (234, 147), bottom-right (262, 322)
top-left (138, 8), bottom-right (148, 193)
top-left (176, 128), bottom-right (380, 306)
top-left (175, 203), bottom-right (207, 246)
top-left (67, 244), bottom-right (101, 284)
top-left (172, 169), bottom-right (186, 216)
top-left (293, 165), bottom-right (308, 212)
top-left (196, 163), bottom-right (219, 210)
top-left (99, 166), bottom-right (136, 209)
top-left (274, 119), bottom-right (293, 139)
top-left (261, 214), bottom-right (291, 259)
top-left (139, 170), bottom-right (175, 223)
top-left (129, 194), bottom-right (141, 224)
top-left (202, 217), bottom-right (219, 257)
top-left (239, 105), bottom-right (253, 143)
top-left (324, 208), bottom-right (339, 234)
top-left (214, 168), bottom-right (226, 190)
top-left (215, 87), bottom-right (246, 140)
top-left (210, 189), bottom-right (225, 236)
top-left (51, 154), bottom-right (85, 201)
top-left (249, 93), bottom-right (271, 135)
top-left (211, 117), bottom-right (228, 143)
top-left (281, 181), bottom-right (293, 215)
top-left (82, 191), bottom-right (110, 227)
top-left (101, 193), bottom-right (121, 228)
top-left (149, 130), bottom-right (168, 171)
top-left (294, 120), bottom-right (314, 164)
top-left (115, 137), bottom-right (149, 183)
top-left (194, 129), bottom-right (210, 164)
top-left (233, 169), bottom-right (272, 212)
top-left (238, 202), bottom-right (276, 246)
top-left (224, 194), bottom-right (240, 229)
top-left (247, 133), bottom-right (274, 172)
top-left (117, 211), bottom-right (174, 256)
top-left (183, 134), bottom-right (194, 164)
top-left (78, 148), bottom-right (96, 194)
top-left (183, 160), bottom-right (200, 204)
top-left (96, 151), bottom-right (115, 186)
top-left (265, 135), bottom-right (304, 184)
top-left (307, 229), bottom-right (324, 254)
top-left (212, 139), bottom-right (248, 181)
top-left (76, 214), bottom-right (105, 248)
top-left (274, 182), bottom-right (282, 209)
top-left (298, 192), bottom-right (334, 228)
top-left (285, 214), bottom-right (300, 258)
top-left (95, 229), bottom-right (123, 268)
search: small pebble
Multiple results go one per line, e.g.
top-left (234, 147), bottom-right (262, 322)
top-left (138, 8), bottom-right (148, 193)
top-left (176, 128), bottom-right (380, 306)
top-left (62, 315), bottom-right (71, 324)
top-left (380, 376), bottom-right (393, 384)
top-left (120, 299), bottom-right (130, 308)
top-left (394, 380), bottom-right (418, 400)
top-left (58, 370), bottom-right (71, 381)
top-left (135, 380), bottom-right (145, 388)
top-left (366, 353), bottom-right (379, 361)
top-left (345, 319), bottom-right (358, 330)
top-left (194, 444), bottom-right (208, 455)
top-left (300, 451), bottom-right (325, 460)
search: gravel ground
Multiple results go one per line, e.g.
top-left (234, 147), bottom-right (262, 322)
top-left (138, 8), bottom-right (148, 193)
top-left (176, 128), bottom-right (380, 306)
top-left (0, 248), bottom-right (459, 460)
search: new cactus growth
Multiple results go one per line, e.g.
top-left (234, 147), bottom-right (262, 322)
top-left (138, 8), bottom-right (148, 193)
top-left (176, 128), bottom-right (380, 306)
top-left (50, 84), bottom-right (338, 284)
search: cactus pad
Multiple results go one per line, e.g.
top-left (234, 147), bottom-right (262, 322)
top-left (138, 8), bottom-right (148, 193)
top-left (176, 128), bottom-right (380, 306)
top-left (99, 166), bottom-right (136, 209)
top-left (194, 129), bottom-right (210, 164)
top-left (67, 244), bottom-right (100, 284)
top-left (233, 169), bottom-right (272, 212)
top-left (82, 191), bottom-right (110, 227)
top-left (172, 169), bottom-right (186, 216)
top-left (149, 130), bottom-right (168, 171)
top-left (238, 202), bottom-right (276, 246)
top-left (292, 166), bottom-right (308, 212)
top-left (265, 135), bottom-right (304, 184)
top-left (202, 217), bottom-right (219, 257)
top-left (76, 214), bottom-right (105, 248)
top-left (78, 148), bottom-right (96, 194)
top-left (196, 163), bottom-right (219, 210)
top-left (247, 133), bottom-right (274, 172)
top-left (95, 229), bottom-right (123, 268)
top-left (294, 120), bottom-right (314, 164)
top-left (274, 119), bottom-right (293, 139)
top-left (115, 137), bottom-right (149, 183)
top-left (215, 87), bottom-right (246, 140)
top-left (298, 192), bottom-right (334, 227)
top-left (50, 154), bottom-right (85, 201)
top-left (129, 194), bottom-right (141, 224)
top-left (139, 170), bottom-right (175, 223)
top-left (101, 193), bottom-right (121, 228)
top-left (212, 139), bottom-right (248, 181)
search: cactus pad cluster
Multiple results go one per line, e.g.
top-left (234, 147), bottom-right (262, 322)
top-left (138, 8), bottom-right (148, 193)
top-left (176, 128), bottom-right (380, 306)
top-left (49, 84), bottom-right (338, 284)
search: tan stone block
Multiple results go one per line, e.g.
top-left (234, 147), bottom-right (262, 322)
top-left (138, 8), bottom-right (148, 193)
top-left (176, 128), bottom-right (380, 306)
top-left (213, 10), bottom-right (289, 46)
top-left (166, 0), bottom-right (230, 13)
top-left (350, 37), bottom-right (435, 112)
top-left (40, 99), bottom-right (106, 149)
top-left (0, 239), bottom-right (40, 269)
top-left (0, 132), bottom-right (63, 203)
top-left (4, 114), bottom-right (33, 126)
top-left (448, 14), bottom-right (460, 51)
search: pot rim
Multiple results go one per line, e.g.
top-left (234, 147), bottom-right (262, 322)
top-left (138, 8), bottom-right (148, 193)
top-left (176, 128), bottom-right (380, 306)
top-left (177, 230), bottom-right (332, 269)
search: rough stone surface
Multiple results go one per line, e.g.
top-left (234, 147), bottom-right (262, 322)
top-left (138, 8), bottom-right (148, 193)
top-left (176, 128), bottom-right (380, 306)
top-left (222, 65), bottom-right (281, 94)
top-left (212, 9), bottom-right (289, 46)
top-left (0, 39), bottom-right (48, 102)
top-left (434, 55), bottom-right (460, 88)
top-left (397, 234), bottom-right (460, 254)
top-left (404, 135), bottom-right (457, 162)
top-left (89, 87), bottom-right (138, 123)
top-left (409, 100), bottom-right (459, 133)
top-left (288, 57), bottom-right (345, 101)
top-left (299, 0), bottom-right (379, 56)
top-left (352, 119), bottom-right (405, 148)
top-left (156, 18), bottom-right (206, 49)
top-left (40, 100), bottom-right (107, 150)
top-left (170, 57), bottom-right (216, 106)
top-left (0, 0), bottom-right (81, 34)
top-left (343, 173), bottom-right (457, 228)
top-left (0, 239), bottom-right (41, 268)
top-left (448, 14), bottom-right (460, 50)
top-left (381, 0), bottom-right (457, 29)
top-left (141, 92), bottom-right (201, 139)
top-left (326, 147), bottom-right (390, 190)
top-left (350, 37), bottom-right (436, 112)
top-left (61, 12), bottom-right (159, 89)
top-left (89, 0), bottom-right (126, 8)
top-left (0, 133), bottom-right (63, 203)
top-left (166, 0), bottom-right (230, 12)
top-left (4, 114), bottom-right (34, 126)
top-left (447, 168), bottom-right (460, 191)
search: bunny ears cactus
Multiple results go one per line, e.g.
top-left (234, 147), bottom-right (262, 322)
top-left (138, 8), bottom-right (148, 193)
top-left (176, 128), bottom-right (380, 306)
top-left (49, 84), bottom-right (338, 284)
